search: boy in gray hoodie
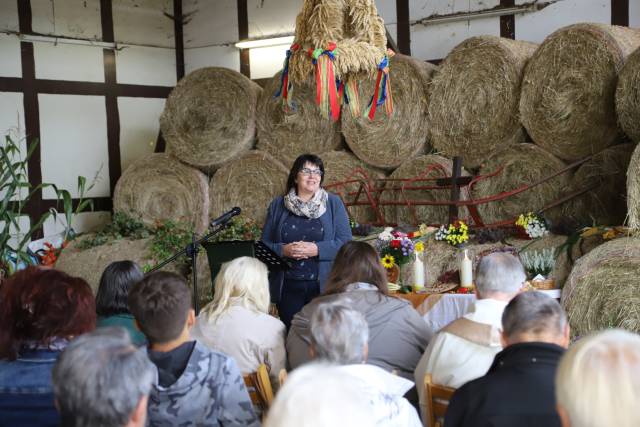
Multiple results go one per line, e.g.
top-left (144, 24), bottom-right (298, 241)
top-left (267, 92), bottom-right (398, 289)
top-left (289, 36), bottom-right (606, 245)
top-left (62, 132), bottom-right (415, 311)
top-left (128, 271), bottom-right (260, 427)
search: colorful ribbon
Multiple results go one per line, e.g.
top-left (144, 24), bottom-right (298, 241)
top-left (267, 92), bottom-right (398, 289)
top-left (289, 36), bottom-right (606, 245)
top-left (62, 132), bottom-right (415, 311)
top-left (366, 56), bottom-right (394, 120)
top-left (274, 43), bottom-right (300, 109)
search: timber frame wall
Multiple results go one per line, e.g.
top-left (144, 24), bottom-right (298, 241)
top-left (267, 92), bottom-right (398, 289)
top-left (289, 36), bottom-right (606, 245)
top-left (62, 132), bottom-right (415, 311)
top-left (0, 0), bottom-right (633, 235)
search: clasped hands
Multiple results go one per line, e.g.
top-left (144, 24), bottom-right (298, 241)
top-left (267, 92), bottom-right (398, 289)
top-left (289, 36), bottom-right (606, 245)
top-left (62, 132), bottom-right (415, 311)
top-left (283, 241), bottom-right (318, 260)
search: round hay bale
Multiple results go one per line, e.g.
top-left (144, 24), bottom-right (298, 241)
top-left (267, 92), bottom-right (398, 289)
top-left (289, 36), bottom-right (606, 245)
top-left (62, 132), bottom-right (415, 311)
top-left (616, 47), bottom-right (640, 143)
top-left (320, 150), bottom-right (386, 224)
top-left (209, 150), bottom-right (288, 225)
top-left (55, 235), bottom-right (186, 294)
top-left (564, 143), bottom-right (635, 227)
top-left (429, 36), bottom-right (537, 170)
top-left (520, 23), bottom-right (640, 161)
top-left (342, 54), bottom-right (437, 170)
top-left (113, 154), bottom-right (210, 234)
top-left (562, 237), bottom-right (640, 336)
top-left (160, 67), bottom-right (261, 171)
top-left (627, 143), bottom-right (640, 230)
top-left (256, 72), bottom-right (341, 167)
top-left (384, 154), bottom-right (468, 225)
top-left (472, 144), bottom-right (569, 225)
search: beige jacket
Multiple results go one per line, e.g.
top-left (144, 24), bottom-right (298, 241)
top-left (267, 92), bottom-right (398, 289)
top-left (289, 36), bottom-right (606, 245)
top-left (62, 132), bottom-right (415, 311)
top-left (191, 305), bottom-right (286, 386)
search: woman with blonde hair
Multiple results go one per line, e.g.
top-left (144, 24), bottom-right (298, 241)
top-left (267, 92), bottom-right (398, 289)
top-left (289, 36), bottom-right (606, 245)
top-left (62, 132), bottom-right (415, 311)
top-left (191, 256), bottom-right (286, 384)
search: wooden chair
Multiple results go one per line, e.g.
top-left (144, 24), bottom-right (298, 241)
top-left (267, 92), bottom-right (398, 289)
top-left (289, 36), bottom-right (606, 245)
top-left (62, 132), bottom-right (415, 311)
top-left (243, 364), bottom-right (275, 414)
top-left (423, 373), bottom-right (456, 427)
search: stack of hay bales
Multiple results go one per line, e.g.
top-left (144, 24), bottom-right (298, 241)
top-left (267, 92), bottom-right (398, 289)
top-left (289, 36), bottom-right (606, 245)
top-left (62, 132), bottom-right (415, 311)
top-left (428, 36), bottom-right (537, 170)
top-left (161, 67), bottom-right (261, 171)
top-left (256, 73), bottom-right (342, 167)
top-left (520, 24), bottom-right (640, 161)
top-left (341, 54), bottom-right (437, 170)
top-left (471, 144), bottom-right (569, 225)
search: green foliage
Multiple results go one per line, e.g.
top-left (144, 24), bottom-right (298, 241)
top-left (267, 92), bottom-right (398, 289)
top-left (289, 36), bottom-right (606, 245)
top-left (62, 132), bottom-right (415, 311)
top-left (149, 220), bottom-right (193, 265)
top-left (207, 217), bottom-right (262, 243)
top-left (50, 169), bottom-right (100, 241)
top-left (77, 212), bottom-right (151, 249)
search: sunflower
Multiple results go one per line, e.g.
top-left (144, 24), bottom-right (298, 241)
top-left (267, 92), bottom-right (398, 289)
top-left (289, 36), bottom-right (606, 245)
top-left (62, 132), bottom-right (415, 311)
top-left (381, 254), bottom-right (395, 269)
top-left (414, 241), bottom-right (425, 253)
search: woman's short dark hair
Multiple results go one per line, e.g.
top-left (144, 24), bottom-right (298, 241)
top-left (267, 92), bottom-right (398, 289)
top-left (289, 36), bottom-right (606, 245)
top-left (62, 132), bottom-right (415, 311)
top-left (285, 154), bottom-right (324, 193)
top-left (96, 261), bottom-right (144, 317)
top-left (0, 267), bottom-right (96, 360)
top-left (324, 241), bottom-right (388, 295)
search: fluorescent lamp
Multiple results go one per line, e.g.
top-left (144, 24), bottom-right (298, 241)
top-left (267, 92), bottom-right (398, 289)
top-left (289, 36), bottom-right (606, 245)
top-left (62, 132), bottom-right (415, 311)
top-left (235, 35), bottom-right (295, 49)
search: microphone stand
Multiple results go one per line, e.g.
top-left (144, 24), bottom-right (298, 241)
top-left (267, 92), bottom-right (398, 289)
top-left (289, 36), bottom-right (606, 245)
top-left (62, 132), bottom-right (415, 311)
top-left (148, 221), bottom-right (231, 314)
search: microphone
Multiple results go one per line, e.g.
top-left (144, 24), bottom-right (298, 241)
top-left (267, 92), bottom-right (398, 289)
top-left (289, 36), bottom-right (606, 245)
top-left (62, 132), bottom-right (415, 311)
top-left (210, 207), bottom-right (241, 228)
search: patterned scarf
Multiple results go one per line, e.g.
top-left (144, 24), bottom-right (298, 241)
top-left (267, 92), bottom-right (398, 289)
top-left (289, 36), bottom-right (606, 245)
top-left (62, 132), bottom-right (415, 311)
top-left (284, 188), bottom-right (328, 219)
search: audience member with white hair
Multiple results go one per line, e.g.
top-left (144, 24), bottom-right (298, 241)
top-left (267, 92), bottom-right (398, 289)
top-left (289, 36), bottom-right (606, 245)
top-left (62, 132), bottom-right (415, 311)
top-left (191, 256), bottom-right (286, 386)
top-left (309, 301), bottom-right (422, 427)
top-left (445, 291), bottom-right (569, 427)
top-left (414, 251), bottom-right (525, 420)
top-left (264, 363), bottom-right (375, 427)
top-left (555, 329), bottom-right (640, 427)
top-left (52, 327), bottom-right (154, 427)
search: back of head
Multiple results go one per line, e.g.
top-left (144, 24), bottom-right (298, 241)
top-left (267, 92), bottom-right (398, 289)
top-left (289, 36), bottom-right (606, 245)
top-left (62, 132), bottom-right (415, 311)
top-left (53, 327), bottom-right (154, 427)
top-left (556, 329), bottom-right (640, 427)
top-left (475, 252), bottom-right (525, 298)
top-left (325, 241), bottom-right (388, 295)
top-left (264, 363), bottom-right (375, 427)
top-left (128, 271), bottom-right (191, 344)
top-left (96, 261), bottom-right (144, 317)
top-left (502, 291), bottom-right (567, 346)
top-left (0, 267), bottom-right (96, 360)
top-left (200, 257), bottom-right (270, 323)
top-left (310, 301), bottom-right (369, 364)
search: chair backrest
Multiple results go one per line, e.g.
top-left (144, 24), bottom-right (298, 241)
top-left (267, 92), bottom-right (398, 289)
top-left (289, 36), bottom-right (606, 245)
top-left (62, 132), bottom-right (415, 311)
top-left (424, 373), bottom-right (456, 427)
top-left (243, 364), bottom-right (275, 413)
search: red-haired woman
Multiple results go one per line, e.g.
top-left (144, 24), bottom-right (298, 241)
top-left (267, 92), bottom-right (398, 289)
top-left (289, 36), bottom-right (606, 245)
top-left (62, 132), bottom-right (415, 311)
top-left (0, 267), bottom-right (96, 427)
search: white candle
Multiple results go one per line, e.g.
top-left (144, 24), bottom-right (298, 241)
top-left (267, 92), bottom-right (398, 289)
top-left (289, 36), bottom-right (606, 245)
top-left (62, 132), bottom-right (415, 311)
top-left (460, 249), bottom-right (473, 288)
top-left (413, 253), bottom-right (425, 290)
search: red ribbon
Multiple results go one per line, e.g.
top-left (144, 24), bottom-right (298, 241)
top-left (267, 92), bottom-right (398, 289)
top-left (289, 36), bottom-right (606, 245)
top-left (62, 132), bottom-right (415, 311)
top-left (368, 69), bottom-right (384, 120)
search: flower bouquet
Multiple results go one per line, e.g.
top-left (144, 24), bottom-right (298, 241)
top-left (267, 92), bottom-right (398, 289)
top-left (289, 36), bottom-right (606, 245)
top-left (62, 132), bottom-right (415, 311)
top-left (515, 212), bottom-right (548, 239)
top-left (376, 226), bottom-right (428, 290)
top-left (435, 220), bottom-right (469, 246)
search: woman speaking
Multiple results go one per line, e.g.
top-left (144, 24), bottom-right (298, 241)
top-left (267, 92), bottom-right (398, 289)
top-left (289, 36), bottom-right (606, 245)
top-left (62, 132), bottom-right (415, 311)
top-left (261, 154), bottom-right (352, 329)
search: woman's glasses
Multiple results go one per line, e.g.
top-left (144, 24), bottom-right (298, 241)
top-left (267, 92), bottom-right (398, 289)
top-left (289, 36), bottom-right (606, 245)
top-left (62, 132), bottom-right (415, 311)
top-left (300, 168), bottom-right (323, 177)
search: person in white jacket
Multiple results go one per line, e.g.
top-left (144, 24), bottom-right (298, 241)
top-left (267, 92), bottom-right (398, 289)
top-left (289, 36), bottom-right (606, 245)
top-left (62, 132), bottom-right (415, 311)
top-left (191, 256), bottom-right (286, 387)
top-left (308, 300), bottom-right (423, 427)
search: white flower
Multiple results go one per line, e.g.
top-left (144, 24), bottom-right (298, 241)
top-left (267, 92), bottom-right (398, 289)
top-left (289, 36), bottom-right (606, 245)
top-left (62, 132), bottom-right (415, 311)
top-left (378, 227), bottom-right (394, 241)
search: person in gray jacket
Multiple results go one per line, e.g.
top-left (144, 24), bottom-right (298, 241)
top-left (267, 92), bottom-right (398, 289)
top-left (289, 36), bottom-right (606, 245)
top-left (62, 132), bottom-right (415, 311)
top-left (128, 271), bottom-right (259, 427)
top-left (286, 241), bottom-right (433, 380)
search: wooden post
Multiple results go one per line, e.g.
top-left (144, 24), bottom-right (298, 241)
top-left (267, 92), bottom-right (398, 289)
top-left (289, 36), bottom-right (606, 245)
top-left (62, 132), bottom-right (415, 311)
top-left (448, 156), bottom-right (463, 224)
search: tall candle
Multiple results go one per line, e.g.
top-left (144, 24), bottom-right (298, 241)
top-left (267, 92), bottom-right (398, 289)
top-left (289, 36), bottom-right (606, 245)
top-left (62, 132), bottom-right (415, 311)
top-left (460, 249), bottom-right (473, 288)
top-left (413, 253), bottom-right (425, 290)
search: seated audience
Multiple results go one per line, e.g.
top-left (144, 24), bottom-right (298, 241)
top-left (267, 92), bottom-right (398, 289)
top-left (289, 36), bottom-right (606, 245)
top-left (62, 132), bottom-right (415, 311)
top-left (96, 260), bottom-right (146, 346)
top-left (264, 363), bottom-right (376, 427)
top-left (414, 252), bottom-right (525, 419)
top-left (309, 301), bottom-right (422, 427)
top-left (191, 256), bottom-right (286, 386)
top-left (0, 267), bottom-right (96, 427)
top-left (128, 271), bottom-right (259, 427)
top-left (52, 327), bottom-right (154, 427)
top-left (445, 291), bottom-right (569, 427)
top-left (287, 241), bottom-right (432, 380)
top-left (556, 329), bottom-right (640, 427)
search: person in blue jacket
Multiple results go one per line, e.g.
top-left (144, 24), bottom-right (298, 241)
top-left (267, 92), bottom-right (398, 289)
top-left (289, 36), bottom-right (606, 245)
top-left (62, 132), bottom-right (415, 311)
top-left (262, 153), bottom-right (352, 329)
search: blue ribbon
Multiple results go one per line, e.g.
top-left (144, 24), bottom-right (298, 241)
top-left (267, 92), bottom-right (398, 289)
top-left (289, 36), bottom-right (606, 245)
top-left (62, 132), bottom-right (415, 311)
top-left (274, 48), bottom-right (293, 98)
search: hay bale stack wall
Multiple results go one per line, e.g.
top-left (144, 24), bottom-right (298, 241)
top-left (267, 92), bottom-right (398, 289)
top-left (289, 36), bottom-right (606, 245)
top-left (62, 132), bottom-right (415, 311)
top-left (256, 72), bottom-right (342, 167)
top-left (209, 150), bottom-right (288, 225)
top-left (472, 144), bottom-right (569, 225)
top-left (113, 153), bottom-right (210, 234)
top-left (627, 143), bottom-right (640, 231)
top-left (160, 67), bottom-right (261, 171)
top-left (520, 24), bottom-right (640, 161)
top-left (429, 36), bottom-right (537, 170)
top-left (341, 54), bottom-right (437, 170)
top-left (564, 143), bottom-right (635, 228)
top-left (320, 150), bottom-right (386, 224)
top-left (384, 154), bottom-right (469, 225)
top-left (562, 237), bottom-right (640, 336)
top-left (616, 46), bottom-right (640, 143)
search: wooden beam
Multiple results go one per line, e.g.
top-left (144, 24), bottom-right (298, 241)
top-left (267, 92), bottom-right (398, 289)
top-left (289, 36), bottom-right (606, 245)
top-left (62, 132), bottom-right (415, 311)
top-left (174, 0), bottom-right (185, 80)
top-left (396, 0), bottom-right (411, 55)
top-left (611, 0), bottom-right (629, 26)
top-left (237, 0), bottom-right (250, 77)
top-left (499, 0), bottom-right (515, 39)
